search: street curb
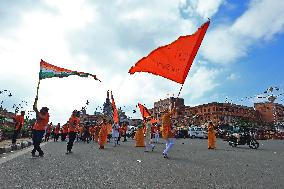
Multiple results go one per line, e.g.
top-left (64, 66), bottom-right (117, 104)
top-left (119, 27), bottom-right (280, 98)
top-left (0, 141), bottom-right (33, 155)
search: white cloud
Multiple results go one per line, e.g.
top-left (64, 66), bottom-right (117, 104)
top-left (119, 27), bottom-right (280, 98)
top-left (227, 73), bottom-right (239, 81)
top-left (183, 66), bottom-right (221, 100)
top-left (202, 0), bottom-right (284, 64)
top-left (179, 0), bottom-right (225, 19)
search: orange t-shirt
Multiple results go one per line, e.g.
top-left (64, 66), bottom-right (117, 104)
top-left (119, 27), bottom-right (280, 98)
top-left (46, 124), bottom-right (52, 133)
top-left (33, 113), bottom-right (50, 131)
top-left (68, 116), bottom-right (80, 133)
top-left (54, 125), bottom-right (60, 134)
top-left (62, 125), bottom-right (68, 134)
top-left (14, 115), bottom-right (25, 130)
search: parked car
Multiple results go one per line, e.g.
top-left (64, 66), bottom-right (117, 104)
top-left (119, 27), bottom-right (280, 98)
top-left (188, 126), bottom-right (208, 139)
top-left (126, 127), bottom-right (137, 139)
top-left (175, 129), bottom-right (189, 138)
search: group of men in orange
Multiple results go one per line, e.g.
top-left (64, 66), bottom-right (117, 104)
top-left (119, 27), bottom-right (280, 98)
top-left (12, 100), bottom-right (216, 158)
top-left (134, 103), bottom-right (217, 158)
top-left (134, 104), bottom-right (178, 158)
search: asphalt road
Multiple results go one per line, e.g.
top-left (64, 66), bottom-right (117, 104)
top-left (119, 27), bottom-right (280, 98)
top-left (0, 138), bottom-right (283, 189)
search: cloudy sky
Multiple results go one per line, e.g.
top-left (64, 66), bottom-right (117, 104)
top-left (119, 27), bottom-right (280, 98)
top-left (1, 0), bottom-right (284, 123)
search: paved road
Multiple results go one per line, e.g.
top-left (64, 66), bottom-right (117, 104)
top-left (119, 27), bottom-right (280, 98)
top-left (0, 138), bottom-right (283, 189)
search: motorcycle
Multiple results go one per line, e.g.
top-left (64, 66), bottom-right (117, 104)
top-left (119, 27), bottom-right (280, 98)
top-left (228, 131), bottom-right (259, 149)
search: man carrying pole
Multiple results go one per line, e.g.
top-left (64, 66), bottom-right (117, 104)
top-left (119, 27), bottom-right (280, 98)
top-left (66, 110), bottom-right (80, 154)
top-left (32, 97), bottom-right (50, 157)
top-left (162, 103), bottom-right (176, 159)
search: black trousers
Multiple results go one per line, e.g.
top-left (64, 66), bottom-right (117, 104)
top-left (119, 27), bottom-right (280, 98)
top-left (67, 132), bottom-right (76, 151)
top-left (123, 133), bottom-right (127, 142)
top-left (61, 133), bottom-right (67, 141)
top-left (54, 134), bottom-right (59, 141)
top-left (32, 130), bottom-right (45, 155)
top-left (45, 133), bottom-right (50, 142)
top-left (12, 129), bottom-right (20, 144)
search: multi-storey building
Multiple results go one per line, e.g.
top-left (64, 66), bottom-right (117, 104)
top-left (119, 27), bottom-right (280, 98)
top-left (184, 102), bottom-right (261, 126)
top-left (254, 102), bottom-right (284, 123)
top-left (150, 97), bottom-right (184, 121)
top-left (148, 97), bottom-right (279, 127)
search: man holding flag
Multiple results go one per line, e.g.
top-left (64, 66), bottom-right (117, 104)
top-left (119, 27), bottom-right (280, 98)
top-left (32, 98), bottom-right (50, 157)
top-left (162, 104), bottom-right (177, 159)
top-left (66, 110), bottom-right (80, 154)
top-left (144, 116), bottom-right (155, 152)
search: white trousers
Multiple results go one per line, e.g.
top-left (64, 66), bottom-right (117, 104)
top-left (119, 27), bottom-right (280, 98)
top-left (145, 140), bottom-right (155, 151)
top-left (154, 132), bottom-right (159, 143)
top-left (163, 138), bottom-right (175, 155)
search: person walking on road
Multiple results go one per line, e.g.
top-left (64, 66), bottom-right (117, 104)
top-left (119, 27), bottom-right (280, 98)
top-left (66, 110), bottom-right (80, 154)
top-left (144, 117), bottom-right (155, 152)
top-left (121, 122), bottom-right (128, 142)
top-left (112, 122), bottom-right (120, 147)
top-left (98, 116), bottom-right (109, 149)
top-left (12, 111), bottom-right (25, 145)
top-left (162, 104), bottom-right (176, 159)
top-left (61, 123), bottom-right (68, 141)
top-left (32, 98), bottom-right (50, 157)
top-left (44, 122), bottom-right (52, 142)
top-left (134, 125), bottom-right (145, 147)
top-left (207, 121), bottom-right (216, 149)
top-left (54, 123), bottom-right (60, 142)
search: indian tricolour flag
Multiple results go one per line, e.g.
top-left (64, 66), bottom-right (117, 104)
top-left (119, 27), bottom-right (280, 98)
top-left (39, 59), bottom-right (101, 81)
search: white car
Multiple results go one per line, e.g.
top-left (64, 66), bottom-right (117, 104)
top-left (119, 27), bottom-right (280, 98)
top-left (188, 126), bottom-right (208, 139)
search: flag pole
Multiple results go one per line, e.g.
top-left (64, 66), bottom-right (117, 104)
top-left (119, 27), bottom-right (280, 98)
top-left (34, 79), bottom-right (41, 109)
top-left (177, 84), bottom-right (184, 98)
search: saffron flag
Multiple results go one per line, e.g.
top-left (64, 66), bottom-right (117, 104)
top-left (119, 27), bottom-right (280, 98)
top-left (138, 103), bottom-right (151, 119)
top-left (129, 21), bottom-right (210, 84)
top-left (138, 103), bottom-right (159, 124)
top-left (111, 91), bottom-right (119, 124)
top-left (39, 59), bottom-right (101, 81)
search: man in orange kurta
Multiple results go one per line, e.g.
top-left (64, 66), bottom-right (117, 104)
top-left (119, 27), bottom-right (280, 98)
top-left (61, 123), bottom-right (68, 141)
top-left (98, 117), bottom-right (109, 149)
top-left (32, 98), bottom-right (50, 157)
top-left (89, 126), bottom-right (95, 141)
top-left (12, 111), bottom-right (25, 144)
top-left (54, 123), bottom-right (60, 142)
top-left (94, 125), bottom-right (100, 143)
top-left (207, 121), bottom-right (216, 149)
top-left (134, 125), bottom-right (145, 147)
top-left (162, 106), bottom-right (176, 158)
top-left (45, 122), bottom-right (52, 142)
top-left (121, 122), bottom-right (128, 142)
top-left (66, 110), bottom-right (80, 154)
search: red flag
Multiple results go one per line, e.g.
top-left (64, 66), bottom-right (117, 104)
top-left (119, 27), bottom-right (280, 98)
top-left (138, 103), bottom-right (151, 119)
top-left (129, 21), bottom-right (210, 84)
top-left (138, 103), bottom-right (159, 123)
top-left (111, 91), bottom-right (119, 124)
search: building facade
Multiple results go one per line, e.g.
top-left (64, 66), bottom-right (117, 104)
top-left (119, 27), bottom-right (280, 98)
top-left (184, 102), bottom-right (262, 126)
top-left (148, 97), bottom-right (281, 127)
top-left (254, 102), bottom-right (284, 124)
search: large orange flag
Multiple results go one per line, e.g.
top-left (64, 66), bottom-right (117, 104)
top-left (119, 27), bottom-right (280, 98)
top-left (111, 91), bottom-right (119, 124)
top-left (129, 21), bottom-right (210, 84)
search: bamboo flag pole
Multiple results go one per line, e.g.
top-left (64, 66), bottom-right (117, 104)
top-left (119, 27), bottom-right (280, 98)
top-left (177, 84), bottom-right (184, 98)
top-left (34, 79), bottom-right (41, 109)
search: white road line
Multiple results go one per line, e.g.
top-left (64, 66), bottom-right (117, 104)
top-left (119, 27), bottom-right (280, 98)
top-left (0, 142), bottom-right (49, 165)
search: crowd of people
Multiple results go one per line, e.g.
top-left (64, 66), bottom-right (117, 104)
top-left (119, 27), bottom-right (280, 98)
top-left (10, 101), bottom-right (217, 159)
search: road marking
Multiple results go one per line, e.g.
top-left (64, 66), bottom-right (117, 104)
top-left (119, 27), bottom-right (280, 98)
top-left (0, 142), bottom-right (49, 165)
